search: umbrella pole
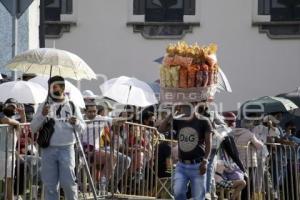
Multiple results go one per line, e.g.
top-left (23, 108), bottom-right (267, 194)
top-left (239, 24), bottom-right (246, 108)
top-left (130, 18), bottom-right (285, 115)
top-left (125, 86), bottom-right (132, 121)
top-left (46, 65), bottom-right (53, 103)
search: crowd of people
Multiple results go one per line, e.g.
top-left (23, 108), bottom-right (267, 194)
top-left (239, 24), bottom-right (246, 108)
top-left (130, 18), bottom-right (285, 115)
top-left (0, 75), bottom-right (300, 200)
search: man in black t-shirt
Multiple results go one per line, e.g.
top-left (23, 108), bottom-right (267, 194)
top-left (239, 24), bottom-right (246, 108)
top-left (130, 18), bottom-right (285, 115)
top-left (158, 103), bottom-right (212, 200)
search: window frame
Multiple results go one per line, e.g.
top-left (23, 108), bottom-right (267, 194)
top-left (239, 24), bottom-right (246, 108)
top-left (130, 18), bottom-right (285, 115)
top-left (253, 0), bottom-right (300, 39)
top-left (128, 0), bottom-right (200, 24)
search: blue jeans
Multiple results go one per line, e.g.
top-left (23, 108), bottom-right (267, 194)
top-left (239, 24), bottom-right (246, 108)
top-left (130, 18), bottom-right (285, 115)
top-left (173, 162), bottom-right (206, 200)
top-left (41, 145), bottom-right (77, 200)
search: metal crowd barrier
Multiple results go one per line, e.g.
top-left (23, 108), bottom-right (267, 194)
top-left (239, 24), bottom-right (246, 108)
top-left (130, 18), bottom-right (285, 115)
top-left (0, 120), bottom-right (163, 200)
top-left (0, 123), bottom-right (41, 200)
top-left (78, 120), bottom-right (160, 199)
top-left (2, 121), bottom-right (300, 200)
top-left (242, 142), bottom-right (300, 200)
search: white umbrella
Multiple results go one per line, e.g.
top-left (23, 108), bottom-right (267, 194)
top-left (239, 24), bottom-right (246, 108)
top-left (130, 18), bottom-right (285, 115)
top-left (0, 81), bottom-right (47, 104)
top-left (100, 76), bottom-right (158, 107)
top-left (29, 76), bottom-right (85, 108)
top-left (217, 68), bottom-right (232, 93)
top-left (6, 48), bottom-right (96, 80)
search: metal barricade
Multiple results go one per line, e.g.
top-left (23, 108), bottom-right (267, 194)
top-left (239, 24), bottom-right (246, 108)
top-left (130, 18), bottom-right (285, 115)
top-left (242, 142), bottom-right (300, 200)
top-left (0, 120), bottom-right (163, 200)
top-left (77, 120), bottom-right (160, 199)
top-left (111, 121), bottom-right (159, 198)
top-left (0, 123), bottom-right (41, 200)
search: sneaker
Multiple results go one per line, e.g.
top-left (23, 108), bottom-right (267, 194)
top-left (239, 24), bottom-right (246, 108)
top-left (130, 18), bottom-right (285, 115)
top-left (205, 192), bottom-right (211, 200)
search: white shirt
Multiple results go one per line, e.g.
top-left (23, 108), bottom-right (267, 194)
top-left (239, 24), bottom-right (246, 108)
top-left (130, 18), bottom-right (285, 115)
top-left (82, 115), bottom-right (110, 150)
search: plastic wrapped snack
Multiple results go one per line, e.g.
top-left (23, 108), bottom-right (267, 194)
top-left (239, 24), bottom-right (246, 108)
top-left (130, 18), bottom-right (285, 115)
top-left (187, 65), bottom-right (198, 88)
top-left (170, 66), bottom-right (180, 88)
top-left (165, 67), bottom-right (172, 87)
top-left (166, 44), bottom-right (176, 57)
top-left (208, 66), bottom-right (214, 86)
top-left (214, 64), bottom-right (219, 84)
top-left (202, 64), bottom-right (209, 87)
top-left (204, 43), bottom-right (218, 67)
top-left (160, 65), bottom-right (166, 87)
top-left (163, 56), bottom-right (175, 67)
top-left (206, 53), bottom-right (218, 68)
top-left (196, 65), bottom-right (203, 87)
top-left (179, 66), bottom-right (188, 88)
top-left (174, 55), bottom-right (193, 67)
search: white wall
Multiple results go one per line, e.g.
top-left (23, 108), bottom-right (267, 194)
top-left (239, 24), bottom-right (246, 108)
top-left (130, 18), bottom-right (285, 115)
top-left (46, 0), bottom-right (300, 111)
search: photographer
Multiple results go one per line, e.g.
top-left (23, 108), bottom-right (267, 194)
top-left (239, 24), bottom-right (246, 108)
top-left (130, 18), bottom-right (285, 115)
top-left (31, 76), bottom-right (85, 200)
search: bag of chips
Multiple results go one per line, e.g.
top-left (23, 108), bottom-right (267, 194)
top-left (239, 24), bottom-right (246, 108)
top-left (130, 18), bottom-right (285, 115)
top-left (179, 67), bottom-right (188, 88)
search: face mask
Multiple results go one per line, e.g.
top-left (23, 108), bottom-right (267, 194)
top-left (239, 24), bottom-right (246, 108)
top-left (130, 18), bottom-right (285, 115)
top-left (50, 91), bottom-right (63, 100)
top-left (53, 91), bottom-right (62, 96)
top-left (3, 108), bottom-right (15, 117)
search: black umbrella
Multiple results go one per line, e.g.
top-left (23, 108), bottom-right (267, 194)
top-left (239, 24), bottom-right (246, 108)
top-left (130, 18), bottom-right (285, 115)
top-left (277, 87), bottom-right (300, 107)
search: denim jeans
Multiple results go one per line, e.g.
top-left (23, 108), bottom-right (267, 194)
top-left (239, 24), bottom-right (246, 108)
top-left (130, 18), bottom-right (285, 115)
top-left (104, 147), bottom-right (131, 183)
top-left (41, 145), bottom-right (77, 200)
top-left (173, 162), bottom-right (206, 200)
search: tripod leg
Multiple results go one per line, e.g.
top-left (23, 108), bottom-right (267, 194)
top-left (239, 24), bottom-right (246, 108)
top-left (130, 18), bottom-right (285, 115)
top-left (74, 130), bottom-right (98, 200)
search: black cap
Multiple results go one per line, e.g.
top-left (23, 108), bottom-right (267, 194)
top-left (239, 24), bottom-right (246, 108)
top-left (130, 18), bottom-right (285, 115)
top-left (48, 76), bottom-right (65, 87)
top-left (4, 98), bottom-right (18, 105)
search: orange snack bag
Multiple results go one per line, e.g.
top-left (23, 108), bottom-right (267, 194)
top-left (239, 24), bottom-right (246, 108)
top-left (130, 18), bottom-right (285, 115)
top-left (163, 56), bottom-right (175, 67)
top-left (208, 66), bottom-right (214, 86)
top-left (187, 65), bottom-right (198, 88)
top-left (174, 55), bottom-right (193, 67)
top-left (179, 67), bottom-right (188, 88)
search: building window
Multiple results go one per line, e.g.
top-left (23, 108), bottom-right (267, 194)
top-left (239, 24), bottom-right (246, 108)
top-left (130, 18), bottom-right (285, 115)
top-left (45, 0), bottom-right (73, 21)
top-left (145, 0), bottom-right (184, 22)
top-left (44, 0), bottom-right (76, 38)
top-left (129, 0), bottom-right (199, 39)
top-left (254, 0), bottom-right (300, 39)
top-left (257, 0), bottom-right (300, 20)
top-left (258, 0), bottom-right (271, 15)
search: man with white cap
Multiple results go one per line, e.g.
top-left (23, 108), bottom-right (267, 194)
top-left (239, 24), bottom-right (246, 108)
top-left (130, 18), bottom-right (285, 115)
top-left (82, 90), bottom-right (99, 105)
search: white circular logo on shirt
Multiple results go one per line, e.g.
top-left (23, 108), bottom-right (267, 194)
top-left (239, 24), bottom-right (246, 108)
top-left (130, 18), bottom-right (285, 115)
top-left (178, 127), bottom-right (199, 152)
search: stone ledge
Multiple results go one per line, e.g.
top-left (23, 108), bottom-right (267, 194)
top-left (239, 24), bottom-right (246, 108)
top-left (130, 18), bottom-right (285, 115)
top-left (253, 21), bottom-right (300, 39)
top-left (45, 20), bottom-right (77, 39)
top-left (127, 22), bottom-right (200, 39)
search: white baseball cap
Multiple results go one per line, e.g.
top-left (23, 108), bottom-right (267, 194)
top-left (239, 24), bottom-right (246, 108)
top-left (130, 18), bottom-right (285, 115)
top-left (82, 90), bottom-right (99, 99)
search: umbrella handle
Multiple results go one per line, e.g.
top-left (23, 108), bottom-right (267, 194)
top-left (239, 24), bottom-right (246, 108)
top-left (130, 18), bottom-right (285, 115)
top-left (46, 65), bottom-right (53, 103)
